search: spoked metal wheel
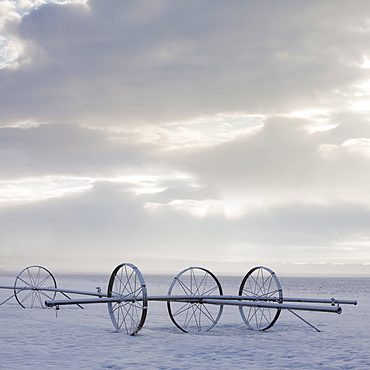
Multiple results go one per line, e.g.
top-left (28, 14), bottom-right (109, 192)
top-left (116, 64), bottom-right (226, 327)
top-left (107, 263), bottom-right (148, 336)
top-left (14, 265), bottom-right (57, 309)
top-left (167, 267), bottom-right (223, 333)
top-left (238, 266), bottom-right (283, 331)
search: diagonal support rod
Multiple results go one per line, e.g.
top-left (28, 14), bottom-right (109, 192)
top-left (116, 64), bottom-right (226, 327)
top-left (288, 309), bottom-right (321, 332)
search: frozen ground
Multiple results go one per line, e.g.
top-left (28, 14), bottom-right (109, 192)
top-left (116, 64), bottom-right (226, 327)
top-left (0, 269), bottom-right (369, 369)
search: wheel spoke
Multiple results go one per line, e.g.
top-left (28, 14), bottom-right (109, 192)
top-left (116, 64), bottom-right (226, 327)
top-left (16, 276), bottom-right (34, 288)
top-left (184, 304), bottom-right (198, 330)
top-left (111, 284), bottom-right (143, 300)
top-left (167, 267), bottom-right (223, 333)
top-left (19, 289), bottom-right (33, 304)
top-left (238, 266), bottom-right (283, 331)
top-left (176, 277), bottom-right (194, 295)
top-left (197, 302), bottom-right (217, 323)
top-left (14, 266), bottom-right (57, 309)
top-left (37, 289), bottom-right (57, 301)
top-left (34, 291), bottom-right (44, 308)
top-left (107, 263), bottom-right (147, 335)
top-left (115, 267), bottom-right (134, 295)
top-left (171, 302), bottom-right (192, 317)
top-left (36, 274), bottom-right (53, 288)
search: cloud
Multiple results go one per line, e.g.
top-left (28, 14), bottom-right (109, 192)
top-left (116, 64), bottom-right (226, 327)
top-left (0, 123), bottom-right (160, 179)
top-left (1, 1), bottom-right (370, 273)
top-left (173, 117), bottom-right (370, 205)
top-left (0, 181), bottom-right (224, 260)
top-left (1, 0), bottom-right (370, 127)
top-left (1, 179), bottom-right (370, 269)
top-left (1, 117), bottom-right (370, 268)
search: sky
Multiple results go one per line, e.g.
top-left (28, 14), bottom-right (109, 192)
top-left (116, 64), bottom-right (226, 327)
top-left (1, 0), bottom-right (370, 275)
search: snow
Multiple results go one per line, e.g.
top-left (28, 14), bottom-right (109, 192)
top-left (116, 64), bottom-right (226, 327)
top-left (0, 270), bottom-right (369, 369)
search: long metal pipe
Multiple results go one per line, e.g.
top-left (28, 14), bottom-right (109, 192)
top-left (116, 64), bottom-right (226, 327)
top-left (202, 299), bottom-right (342, 313)
top-left (45, 297), bottom-right (123, 306)
top-left (3, 286), bottom-right (356, 306)
top-left (146, 295), bottom-right (357, 305)
top-left (281, 297), bottom-right (357, 305)
top-left (45, 295), bottom-right (342, 313)
top-left (0, 286), bottom-right (109, 297)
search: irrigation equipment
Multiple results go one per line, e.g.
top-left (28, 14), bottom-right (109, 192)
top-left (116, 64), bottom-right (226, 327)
top-left (0, 263), bottom-right (357, 335)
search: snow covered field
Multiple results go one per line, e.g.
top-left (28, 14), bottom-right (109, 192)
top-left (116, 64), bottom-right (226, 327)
top-left (0, 269), bottom-right (369, 369)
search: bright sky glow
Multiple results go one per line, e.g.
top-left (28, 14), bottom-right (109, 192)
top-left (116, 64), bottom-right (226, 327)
top-left (0, 176), bottom-right (93, 203)
top-left (1, 0), bottom-right (370, 274)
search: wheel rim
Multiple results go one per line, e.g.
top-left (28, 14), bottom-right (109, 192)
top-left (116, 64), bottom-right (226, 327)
top-left (14, 266), bottom-right (57, 309)
top-left (167, 267), bottom-right (223, 333)
top-left (107, 263), bottom-right (148, 336)
top-left (238, 266), bottom-right (283, 331)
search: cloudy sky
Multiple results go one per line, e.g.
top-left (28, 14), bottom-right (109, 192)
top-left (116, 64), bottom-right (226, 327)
top-left (1, 0), bottom-right (370, 274)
